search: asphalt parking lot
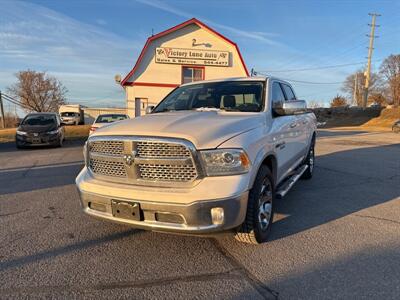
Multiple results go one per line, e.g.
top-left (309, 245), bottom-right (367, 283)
top-left (0, 129), bottom-right (399, 299)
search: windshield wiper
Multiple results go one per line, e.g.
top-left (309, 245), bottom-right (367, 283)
top-left (221, 107), bottom-right (241, 112)
top-left (193, 107), bottom-right (220, 111)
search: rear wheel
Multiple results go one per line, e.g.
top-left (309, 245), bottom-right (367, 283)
top-left (235, 165), bottom-right (275, 244)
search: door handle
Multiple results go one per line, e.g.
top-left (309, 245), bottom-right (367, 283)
top-left (275, 141), bottom-right (286, 149)
top-left (290, 122), bottom-right (297, 128)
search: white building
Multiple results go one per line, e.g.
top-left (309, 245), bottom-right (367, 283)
top-left (121, 18), bottom-right (249, 117)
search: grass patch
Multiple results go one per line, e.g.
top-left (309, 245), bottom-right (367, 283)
top-left (0, 125), bottom-right (90, 143)
top-left (361, 107), bottom-right (400, 129)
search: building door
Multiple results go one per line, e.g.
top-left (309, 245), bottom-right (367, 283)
top-left (135, 98), bottom-right (149, 117)
top-left (135, 98), bottom-right (142, 117)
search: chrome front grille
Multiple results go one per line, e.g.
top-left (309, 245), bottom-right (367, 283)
top-left (89, 141), bottom-right (124, 156)
top-left (137, 141), bottom-right (191, 158)
top-left (89, 158), bottom-right (127, 178)
top-left (138, 164), bottom-right (198, 182)
top-left (87, 137), bottom-right (200, 186)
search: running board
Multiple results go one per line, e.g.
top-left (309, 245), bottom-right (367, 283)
top-left (276, 165), bottom-right (308, 199)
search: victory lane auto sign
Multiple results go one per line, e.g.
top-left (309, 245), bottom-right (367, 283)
top-left (155, 47), bottom-right (229, 67)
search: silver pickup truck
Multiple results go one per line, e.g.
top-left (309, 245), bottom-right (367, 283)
top-left (76, 76), bottom-right (316, 244)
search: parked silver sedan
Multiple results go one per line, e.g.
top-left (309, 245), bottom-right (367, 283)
top-left (89, 114), bottom-right (129, 135)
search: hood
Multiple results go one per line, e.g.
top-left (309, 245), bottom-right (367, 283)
top-left (91, 111), bottom-right (264, 149)
top-left (19, 123), bottom-right (57, 133)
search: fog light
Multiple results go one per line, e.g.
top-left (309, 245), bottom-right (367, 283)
top-left (211, 207), bottom-right (224, 225)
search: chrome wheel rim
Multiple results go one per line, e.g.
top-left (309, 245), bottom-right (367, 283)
top-left (309, 147), bottom-right (314, 173)
top-left (258, 180), bottom-right (273, 231)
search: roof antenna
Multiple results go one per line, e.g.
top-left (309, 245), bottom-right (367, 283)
top-left (151, 28), bottom-right (154, 36)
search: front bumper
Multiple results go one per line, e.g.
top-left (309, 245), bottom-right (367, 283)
top-left (16, 133), bottom-right (60, 146)
top-left (76, 170), bottom-right (249, 234)
top-left (61, 118), bottom-right (78, 125)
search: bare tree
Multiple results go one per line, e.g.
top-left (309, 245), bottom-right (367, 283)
top-left (341, 70), bottom-right (380, 106)
top-left (330, 94), bottom-right (348, 107)
top-left (307, 100), bottom-right (322, 108)
top-left (379, 54), bottom-right (400, 106)
top-left (7, 70), bottom-right (67, 112)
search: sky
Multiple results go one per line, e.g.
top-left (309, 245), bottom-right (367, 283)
top-left (1, 0), bottom-right (399, 112)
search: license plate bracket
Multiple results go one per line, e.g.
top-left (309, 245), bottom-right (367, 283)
top-left (32, 137), bottom-right (41, 144)
top-left (111, 200), bottom-right (141, 221)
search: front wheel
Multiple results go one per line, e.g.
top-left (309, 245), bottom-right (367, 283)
top-left (301, 139), bottom-right (315, 180)
top-left (235, 165), bottom-right (275, 244)
top-left (57, 136), bottom-right (63, 148)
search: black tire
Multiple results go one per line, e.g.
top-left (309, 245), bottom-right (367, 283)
top-left (16, 143), bottom-right (23, 149)
top-left (235, 165), bottom-right (275, 244)
top-left (57, 137), bottom-right (63, 148)
top-left (301, 138), bottom-right (315, 180)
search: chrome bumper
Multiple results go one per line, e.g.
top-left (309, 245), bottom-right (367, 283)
top-left (77, 189), bottom-right (248, 234)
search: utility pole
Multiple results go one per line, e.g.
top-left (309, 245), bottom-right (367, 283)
top-left (353, 73), bottom-right (358, 105)
top-left (0, 91), bottom-right (5, 129)
top-left (363, 13), bottom-right (380, 108)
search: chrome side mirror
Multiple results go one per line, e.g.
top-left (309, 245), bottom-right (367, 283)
top-left (272, 100), bottom-right (307, 116)
top-left (146, 105), bottom-right (155, 114)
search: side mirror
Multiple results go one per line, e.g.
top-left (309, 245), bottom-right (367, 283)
top-left (272, 100), bottom-right (307, 116)
top-left (16, 122), bottom-right (20, 127)
top-left (146, 105), bottom-right (155, 114)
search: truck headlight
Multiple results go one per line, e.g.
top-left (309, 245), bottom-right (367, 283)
top-left (16, 130), bottom-right (27, 135)
top-left (200, 149), bottom-right (250, 176)
top-left (83, 141), bottom-right (88, 166)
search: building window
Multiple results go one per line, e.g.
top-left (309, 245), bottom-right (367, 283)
top-left (182, 66), bottom-right (204, 84)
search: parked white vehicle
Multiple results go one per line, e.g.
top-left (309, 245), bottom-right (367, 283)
top-left (76, 77), bottom-right (317, 244)
top-left (89, 114), bottom-right (130, 135)
top-left (59, 104), bottom-right (84, 125)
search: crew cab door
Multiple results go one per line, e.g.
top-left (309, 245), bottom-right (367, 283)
top-left (270, 81), bottom-right (300, 182)
top-left (280, 83), bottom-right (309, 160)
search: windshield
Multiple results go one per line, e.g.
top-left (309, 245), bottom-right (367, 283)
top-left (22, 115), bottom-right (56, 126)
top-left (153, 81), bottom-right (264, 113)
top-left (95, 114), bottom-right (128, 123)
top-left (61, 112), bottom-right (79, 117)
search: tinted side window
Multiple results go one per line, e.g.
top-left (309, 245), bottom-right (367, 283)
top-left (282, 84), bottom-right (296, 100)
top-left (271, 82), bottom-right (286, 103)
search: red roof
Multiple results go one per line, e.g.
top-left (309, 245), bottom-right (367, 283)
top-left (121, 18), bottom-right (249, 86)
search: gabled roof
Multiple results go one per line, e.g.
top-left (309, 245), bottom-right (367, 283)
top-left (121, 18), bottom-right (249, 86)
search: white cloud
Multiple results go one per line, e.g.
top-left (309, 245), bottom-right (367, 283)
top-left (135, 0), bottom-right (282, 46)
top-left (0, 1), bottom-right (140, 107)
top-left (96, 19), bottom-right (107, 26)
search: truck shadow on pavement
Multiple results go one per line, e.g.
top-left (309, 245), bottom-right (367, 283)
top-left (271, 143), bottom-right (400, 242)
top-left (0, 139), bottom-right (85, 195)
top-left (317, 129), bottom-right (370, 138)
top-left (0, 229), bottom-right (138, 272)
top-left (0, 162), bottom-right (84, 195)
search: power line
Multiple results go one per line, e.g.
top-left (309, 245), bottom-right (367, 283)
top-left (254, 71), bottom-right (343, 85)
top-left (281, 78), bottom-right (343, 85)
top-left (255, 60), bottom-right (382, 73)
top-left (1, 93), bottom-right (31, 110)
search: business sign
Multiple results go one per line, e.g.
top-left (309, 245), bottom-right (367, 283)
top-left (155, 47), bottom-right (230, 67)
